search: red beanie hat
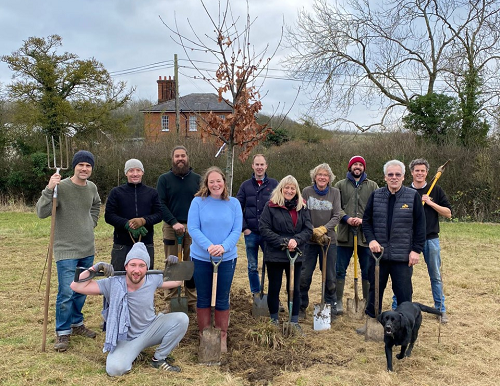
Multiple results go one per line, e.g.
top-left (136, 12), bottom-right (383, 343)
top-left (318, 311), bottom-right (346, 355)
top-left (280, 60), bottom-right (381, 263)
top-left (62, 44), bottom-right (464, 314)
top-left (347, 156), bottom-right (366, 170)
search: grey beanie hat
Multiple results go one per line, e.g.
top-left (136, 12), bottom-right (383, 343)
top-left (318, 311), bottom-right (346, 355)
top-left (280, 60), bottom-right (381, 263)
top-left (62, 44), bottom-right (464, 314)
top-left (72, 150), bottom-right (95, 169)
top-left (124, 242), bottom-right (150, 269)
top-left (124, 159), bottom-right (144, 174)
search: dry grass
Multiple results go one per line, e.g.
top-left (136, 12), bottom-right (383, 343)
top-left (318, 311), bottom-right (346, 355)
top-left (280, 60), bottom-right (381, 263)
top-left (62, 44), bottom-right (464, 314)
top-left (0, 211), bottom-right (499, 385)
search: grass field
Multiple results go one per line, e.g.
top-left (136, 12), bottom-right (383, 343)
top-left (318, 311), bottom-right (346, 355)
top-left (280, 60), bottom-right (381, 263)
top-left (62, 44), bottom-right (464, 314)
top-left (0, 209), bottom-right (499, 385)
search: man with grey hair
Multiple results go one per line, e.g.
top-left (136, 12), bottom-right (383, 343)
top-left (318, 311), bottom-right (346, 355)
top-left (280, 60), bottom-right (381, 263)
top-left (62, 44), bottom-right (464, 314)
top-left (105, 158), bottom-right (162, 271)
top-left (299, 163), bottom-right (341, 319)
top-left (391, 158), bottom-right (452, 322)
top-left (157, 146), bottom-right (201, 312)
top-left (357, 159), bottom-right (426, 337)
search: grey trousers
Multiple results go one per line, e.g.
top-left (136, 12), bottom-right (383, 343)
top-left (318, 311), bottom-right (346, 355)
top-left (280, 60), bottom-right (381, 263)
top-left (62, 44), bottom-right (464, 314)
top-left (106, 312), bottom-right (189, 376)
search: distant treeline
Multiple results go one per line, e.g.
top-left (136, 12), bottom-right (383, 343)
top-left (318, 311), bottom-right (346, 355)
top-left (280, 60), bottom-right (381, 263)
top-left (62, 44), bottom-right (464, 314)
top-left (2, 132), bottom-right (499, 222)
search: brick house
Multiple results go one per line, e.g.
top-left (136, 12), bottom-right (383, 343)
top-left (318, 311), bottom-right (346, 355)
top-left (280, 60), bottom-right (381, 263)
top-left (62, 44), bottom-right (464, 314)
top-left (142, 76), bottom-right (233, 141)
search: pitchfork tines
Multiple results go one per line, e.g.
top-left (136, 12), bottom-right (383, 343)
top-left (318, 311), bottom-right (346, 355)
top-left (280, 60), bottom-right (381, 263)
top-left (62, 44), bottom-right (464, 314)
top-left (46, 135), bottom-right (70, 173)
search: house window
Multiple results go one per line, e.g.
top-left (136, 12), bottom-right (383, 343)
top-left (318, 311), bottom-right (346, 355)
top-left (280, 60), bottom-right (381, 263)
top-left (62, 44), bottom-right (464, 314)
top-left (189, 116), bottom-right (197, 131)
top-left (219, 115), bottom-right (226, 120)
top-left (161, 115), bottom-right (169, 132)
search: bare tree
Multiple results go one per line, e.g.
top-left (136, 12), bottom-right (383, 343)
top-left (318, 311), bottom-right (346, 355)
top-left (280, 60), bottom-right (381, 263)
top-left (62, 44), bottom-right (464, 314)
top-left (284, 0), bottom-right (500, 137)
top-left (162, 0), bottom-right (282, 193)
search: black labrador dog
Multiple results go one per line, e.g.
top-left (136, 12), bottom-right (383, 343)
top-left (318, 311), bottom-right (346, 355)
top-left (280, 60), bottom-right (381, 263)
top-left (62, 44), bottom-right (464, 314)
top-left (378, 301), bottom-right (441, 372)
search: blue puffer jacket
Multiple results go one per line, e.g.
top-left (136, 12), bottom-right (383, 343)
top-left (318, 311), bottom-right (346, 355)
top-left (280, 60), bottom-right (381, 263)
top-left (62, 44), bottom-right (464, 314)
top-left (236, 174), bottom-right (278, 233)
top-left (362, 186), bottom-right (425, 262)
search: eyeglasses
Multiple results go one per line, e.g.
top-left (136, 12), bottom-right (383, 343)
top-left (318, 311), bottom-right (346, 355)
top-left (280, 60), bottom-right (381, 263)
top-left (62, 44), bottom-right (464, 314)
top-left (386, 173), bottom-right (402, 178)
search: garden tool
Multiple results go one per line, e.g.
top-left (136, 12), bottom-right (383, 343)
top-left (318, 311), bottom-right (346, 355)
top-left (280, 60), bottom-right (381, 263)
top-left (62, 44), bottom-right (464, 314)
top-left (252, 262), bottom-right (269, 318)
top-left (199, 255), bottom-right (223, 365)
top-left (365, 247), bottom-right (384, 341)
top-left (313, 236), bottom-right (332, 331)
top-left (283, 248), bottom-right (300, 337)
top-left (74, 263), bottom-right (194, 283)
top-left (170, 234), bottom-right (188, 313)
top-left (423, 160), bottom-right (451, 206)
top-left (41, 135), bottom-right (69, 352)
top-left (347, 227), bottom-right (366, 319)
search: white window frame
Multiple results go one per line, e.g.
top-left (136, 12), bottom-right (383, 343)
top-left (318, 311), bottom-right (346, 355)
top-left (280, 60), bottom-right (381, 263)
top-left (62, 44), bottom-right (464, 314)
top-left (161, 115), bottom-right (169, 132)
top-left (188, 115), bottom-right (197, 132)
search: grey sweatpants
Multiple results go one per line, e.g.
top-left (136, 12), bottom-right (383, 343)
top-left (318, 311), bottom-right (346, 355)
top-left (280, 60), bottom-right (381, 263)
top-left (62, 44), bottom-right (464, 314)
top-left (106, 312), bottom-right (189, 376)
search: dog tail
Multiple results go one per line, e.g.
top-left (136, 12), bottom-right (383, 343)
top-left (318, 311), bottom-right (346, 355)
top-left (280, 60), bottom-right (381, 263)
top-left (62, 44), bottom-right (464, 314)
top-left (415, 302), bottom-right (442, 316)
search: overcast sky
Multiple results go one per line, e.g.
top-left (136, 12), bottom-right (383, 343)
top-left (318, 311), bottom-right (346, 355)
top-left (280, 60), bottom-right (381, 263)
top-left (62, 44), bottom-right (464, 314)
top-left (0, 0), bottom-right (321, 121)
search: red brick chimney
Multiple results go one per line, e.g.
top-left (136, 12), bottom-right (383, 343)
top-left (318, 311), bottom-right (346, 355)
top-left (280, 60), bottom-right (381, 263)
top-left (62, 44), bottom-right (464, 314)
top-left (157, 76), bottom-right (176, 104)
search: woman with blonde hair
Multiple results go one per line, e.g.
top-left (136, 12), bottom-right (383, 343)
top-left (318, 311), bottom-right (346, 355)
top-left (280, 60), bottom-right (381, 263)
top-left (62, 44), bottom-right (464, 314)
top-left (188, 166), bottom-right (242, 352)
top-left (259, 175), bottom-right (313, 331)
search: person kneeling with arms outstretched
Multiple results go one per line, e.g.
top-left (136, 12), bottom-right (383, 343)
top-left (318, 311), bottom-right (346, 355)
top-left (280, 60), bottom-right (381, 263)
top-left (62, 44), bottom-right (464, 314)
top-left (71, 242), bottom-right (188, 376)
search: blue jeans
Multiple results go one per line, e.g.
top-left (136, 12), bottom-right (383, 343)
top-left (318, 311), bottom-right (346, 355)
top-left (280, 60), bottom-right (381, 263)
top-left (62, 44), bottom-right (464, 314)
top-left (244, 232), bottom-right (265, 294)
top-left (390, 238), bottom-right (446, 312)
top-left (55, 255), bottom-right (94, 335)
top-left (336, 245), bottom-right (371, 281)
top-left (300, 243), bottom-right (337, 309)
top-left (193, 258), bottom-right (237, 310)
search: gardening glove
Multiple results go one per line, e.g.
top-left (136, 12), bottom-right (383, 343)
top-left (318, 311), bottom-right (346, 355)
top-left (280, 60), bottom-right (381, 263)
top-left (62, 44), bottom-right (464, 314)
top-left (125, 223), bottom-right (142, 239)
top-left (313, 226), bottom-right (328, 238)
top-left (165, 255), bottom-right (179, 265)
top-left (92, 262), bottom-right (114, 277)
top-left (137, 226), bottom-right (148, 237)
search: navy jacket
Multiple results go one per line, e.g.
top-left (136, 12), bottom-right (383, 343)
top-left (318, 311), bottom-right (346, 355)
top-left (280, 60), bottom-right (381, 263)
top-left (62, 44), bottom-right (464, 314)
top-left (236, 173), bottom-right (278, 233)
top-left (105, 182), bottom-right (162, 245)
top-left (363, 186), bottom-right (425, 262)
top-left (259, 201), bottom-right (313, 263)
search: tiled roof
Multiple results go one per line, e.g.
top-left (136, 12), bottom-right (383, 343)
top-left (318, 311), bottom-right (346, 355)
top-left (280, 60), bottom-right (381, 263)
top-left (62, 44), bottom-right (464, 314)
top-left (142, 93), bottom-right (233, 113)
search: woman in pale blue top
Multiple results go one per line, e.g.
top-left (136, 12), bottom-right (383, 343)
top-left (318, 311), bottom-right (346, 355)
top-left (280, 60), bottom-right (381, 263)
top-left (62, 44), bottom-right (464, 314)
top-left (188, 166), bottom-right (242, 353)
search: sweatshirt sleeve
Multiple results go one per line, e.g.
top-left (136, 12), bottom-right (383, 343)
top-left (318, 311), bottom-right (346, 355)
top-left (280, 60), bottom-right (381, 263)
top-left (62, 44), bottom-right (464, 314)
top-left (362, 192), bottom-right (376, 244)
top-left (221, 198), bottom-right (243, 253)
top-left (35, 187), bottom-right (55, 219)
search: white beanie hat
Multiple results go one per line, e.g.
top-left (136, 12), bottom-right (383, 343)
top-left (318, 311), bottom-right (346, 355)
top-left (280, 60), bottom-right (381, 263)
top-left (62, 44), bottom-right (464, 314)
top-left (124, 159), bottom-right (144, 174)
top-left (124, 242), bottom-right (150, 269)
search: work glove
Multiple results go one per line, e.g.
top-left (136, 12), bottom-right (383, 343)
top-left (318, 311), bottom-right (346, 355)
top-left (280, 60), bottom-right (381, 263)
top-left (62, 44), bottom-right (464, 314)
top-left (137, 226), bottom-right (148, 237)
top-left (125, 223), bottom-right (147, 239)
top-left (312, 226), bottom-right (328, 238)
top-left (165, 255), bottom-right (179, 265)
top-left (92, 262), bottom-right (114, 277)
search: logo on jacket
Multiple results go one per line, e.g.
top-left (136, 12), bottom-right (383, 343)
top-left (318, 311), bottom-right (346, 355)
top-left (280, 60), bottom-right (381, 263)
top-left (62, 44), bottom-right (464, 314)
top-left (401, 203), bottom-right (409, 209)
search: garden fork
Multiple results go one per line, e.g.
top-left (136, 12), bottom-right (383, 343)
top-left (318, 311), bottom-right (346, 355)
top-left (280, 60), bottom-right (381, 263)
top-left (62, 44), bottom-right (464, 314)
top-left (41, 135), bottom-right (70, 352)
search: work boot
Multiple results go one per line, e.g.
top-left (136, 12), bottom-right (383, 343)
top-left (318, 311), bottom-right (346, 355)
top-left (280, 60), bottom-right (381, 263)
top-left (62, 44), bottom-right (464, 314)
top-left (196, 307), bottom-right (212, 338)
top-left (362, 280), bottom-right (370, 302)
top-left (439, 312), bottom-right (449, 324)
top-left (336, 279), bottom-right (345, 315)
top-left (71, 324), bottom-right (96, 338)
top-left (330, 302), bottom-right (338, 321)
top-left (54, 334), bottom-right (70, 352)
top-left (215, 309), bottom-right (230, 353)
top-left (298, 307), bottom-right (307, 320)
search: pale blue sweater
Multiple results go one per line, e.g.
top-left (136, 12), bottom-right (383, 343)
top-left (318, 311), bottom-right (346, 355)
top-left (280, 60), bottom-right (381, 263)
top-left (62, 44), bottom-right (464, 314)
top-left (187, 196), bottom-right (242, 262)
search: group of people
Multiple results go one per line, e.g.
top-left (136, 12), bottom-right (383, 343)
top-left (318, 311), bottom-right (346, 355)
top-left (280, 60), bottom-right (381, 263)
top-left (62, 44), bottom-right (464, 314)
top-left (36, 147), bottom-right (451, 377)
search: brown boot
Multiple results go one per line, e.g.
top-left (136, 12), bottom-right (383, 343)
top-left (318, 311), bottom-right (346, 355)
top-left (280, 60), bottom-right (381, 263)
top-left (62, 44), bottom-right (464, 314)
top-left (215, 309), bottom-right (230, 353)
top-left (54, 334), bottom-right (70, 352)
top-left (196, 307), bottom-right (212, 337)
top-left (71, 324), bottom-right (96, 338)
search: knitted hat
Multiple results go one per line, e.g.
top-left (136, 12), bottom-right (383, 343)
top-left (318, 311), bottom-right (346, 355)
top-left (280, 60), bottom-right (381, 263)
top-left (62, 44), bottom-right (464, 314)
top-left (124, 159), bottom-right (144, 174)
top-left (124, 242), bottom-right (150, 269)
top-left (347, 155), bottom-right (366, 171)
top-left (72, 150), bottom-right (95, 169)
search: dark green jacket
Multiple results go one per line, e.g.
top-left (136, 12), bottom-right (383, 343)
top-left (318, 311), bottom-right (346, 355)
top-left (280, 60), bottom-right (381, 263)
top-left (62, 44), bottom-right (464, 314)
top-left (334, 173), bottom-right (378, 247)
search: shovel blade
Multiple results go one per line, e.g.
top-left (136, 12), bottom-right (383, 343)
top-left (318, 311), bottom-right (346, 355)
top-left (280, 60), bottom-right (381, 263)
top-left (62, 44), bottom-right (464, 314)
top-left (365, 316), bottom-right (384, 342)
top-left (313, 303), bottom-right (331, 331)
top-left (252, 293), bottom-right (269, 318)
top-left (163, 261), bottom-right (194, 281)
top-left (198, 327), bottom-right (221, 365)
top-left (346, 298), bottom-right (366, 320)
top-left (170, 296), bottom-right (189, 314)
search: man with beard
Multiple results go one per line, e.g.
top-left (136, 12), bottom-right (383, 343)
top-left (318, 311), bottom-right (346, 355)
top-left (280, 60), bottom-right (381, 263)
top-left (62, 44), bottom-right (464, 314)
top-left (334, 156), bottom-right (378, 314)
top-left (70, 242), bottom-right (189, 376)
top-left (157, 146), bottom-right (201, 312)
top-left (105, 159), bottom-right (162, 270)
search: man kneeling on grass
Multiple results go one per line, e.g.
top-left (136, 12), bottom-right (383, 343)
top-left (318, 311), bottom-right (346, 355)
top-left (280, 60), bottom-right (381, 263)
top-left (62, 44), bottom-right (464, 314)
top-left (71, 242), bottom-right (188, 376)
